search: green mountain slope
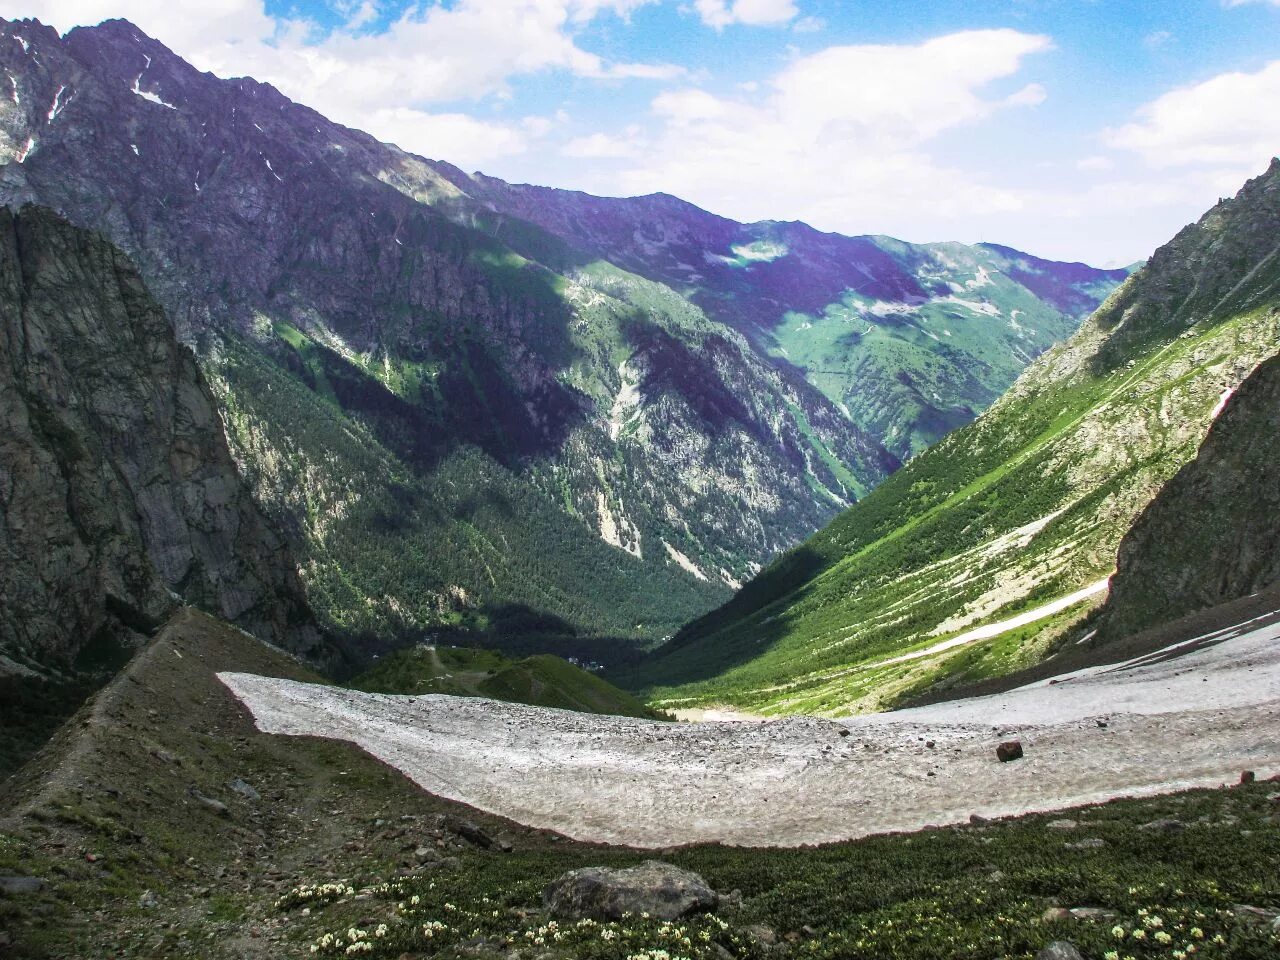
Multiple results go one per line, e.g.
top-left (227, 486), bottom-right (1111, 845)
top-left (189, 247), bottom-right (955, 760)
top-left (633, 159), bottom-right (1280, 715)
top-left (351, 644), bottom-right (661, 719)
top-left (1095, 352), bottom-right (1280, 642)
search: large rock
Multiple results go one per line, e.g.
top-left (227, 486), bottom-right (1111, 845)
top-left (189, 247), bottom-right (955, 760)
top-left (543, 860), bottom-right (719, 921)
top-left (0, 206), bottom-right (323, 673)
top-left (1036, 943), bottom-right (1083, 960)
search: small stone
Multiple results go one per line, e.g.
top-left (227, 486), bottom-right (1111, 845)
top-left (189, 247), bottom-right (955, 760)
top-left (1068, 907), bottom-right (1118, 921)
top-left (0, 876), bottom-right (45, 894)
top-left (1046, 819), bottom-right (1078, 830)
top-left (1042, 907), bottom-right (1071, 922)
top-left (996, 740), bottom-right (1024, 762)
top-left (969, 814), bottom-right (990, 826)
top-left (1065, 838), bottom-right (1107, 850)
top-left (138, 890), bottom-right (158, 909)
top-left (1240, 770), bottom-right (1256, 784)
top-left (1137, 818), bottom-right (1186, 832)
top-left (227, 778), bottom-right (261, 801)
top-left (1036, 941), bottom-right (1084, 960)
top-left (742, 923), bottom-right (777, 947)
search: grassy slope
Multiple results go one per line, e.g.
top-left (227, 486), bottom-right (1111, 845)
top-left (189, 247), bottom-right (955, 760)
top-left (631, 163), bottom-right (1280, 715)
top-left (3, 610), bottom-right (1277, 959)
top-left (350, 645), bottom-right (662, 719)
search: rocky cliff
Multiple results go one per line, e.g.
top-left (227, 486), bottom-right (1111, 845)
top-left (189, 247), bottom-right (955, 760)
top-left (1096, 353), bottom-right (1280, 641)
top-left (0, 205), bottom-right (321, 678)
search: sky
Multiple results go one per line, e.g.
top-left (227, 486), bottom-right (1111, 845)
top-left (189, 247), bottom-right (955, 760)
top-left (4, 1), bottom-right (1280, 265)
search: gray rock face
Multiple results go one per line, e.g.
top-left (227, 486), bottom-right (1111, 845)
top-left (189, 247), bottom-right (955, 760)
top-left (543, 860), bottom-right (719, 921)
top-left (0, 206), bottom-right (322, 674)
top-left (1097, 352), bottom-right (1280, 642)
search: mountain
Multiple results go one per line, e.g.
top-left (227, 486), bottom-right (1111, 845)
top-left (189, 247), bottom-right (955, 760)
top-left (633, 159), bottom-right (1280, 715)
top-left (438, 175), bottom-right (1132, 460)
top-left (1095, 353), bottom-right (1280, 642)
top-left (351, 644), bottom-right (663, 719)
top-left (0, 204), bottom-right (323, 773)
top-left (0, 17), bottom-right (1120, 658)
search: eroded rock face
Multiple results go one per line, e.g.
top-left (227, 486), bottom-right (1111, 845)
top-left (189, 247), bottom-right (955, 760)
top-left (1097, 352), bottom-right (1280, 642)
top-left (543, 861), bottom-right (719, 921)
top-left (0, 205), bottom-right (322, 673)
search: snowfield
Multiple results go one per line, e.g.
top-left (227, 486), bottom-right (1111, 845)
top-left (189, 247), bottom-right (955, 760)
top-left (220, 611), bottom-right (1280, 848)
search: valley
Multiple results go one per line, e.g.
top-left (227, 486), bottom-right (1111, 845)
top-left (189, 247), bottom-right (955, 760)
top-left (1, 8), bottom-right (1279, 960)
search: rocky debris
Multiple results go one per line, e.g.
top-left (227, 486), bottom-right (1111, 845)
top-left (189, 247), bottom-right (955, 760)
top-left (436, 815), bottom-right (495, 849)
top-left (1137, 818), bottom-right (1186, 832)
top-left (0, 876), bottom-right (45, 894)
top-left (188, 788), bottom-right (229, 817)
top-left (1064, 838), bottom-right (1106, 850)
top-left (227, 778), bottom-right (261, 801)
top-left (1043, 907), bottom-right (1118, 923)
top-left (996, 741), bottom-right (1024, 762)
top-left (543, 860), bottom-right (719, 921)
top-left (138, 890), bottom-right (158, 909)
top-left (1036, 942), bottom-right (1084, 960)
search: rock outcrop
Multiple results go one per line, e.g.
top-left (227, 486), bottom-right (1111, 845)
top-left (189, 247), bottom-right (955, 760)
top-left (1096, 352), bottom-right (1280, 641)
top-left (0, 205), bottom-right (321, 675)
top-left (543, 861), bottom-right (719, 921)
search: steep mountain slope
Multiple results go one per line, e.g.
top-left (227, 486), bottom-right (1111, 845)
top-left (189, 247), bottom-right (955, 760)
top-left (0, 17), bottom-right (907, 652)
top-left (351, 644), bottom-right (662, 719)
top-left (0, 205), bottom-right (322, 676)
top-left (443, 175), bottom-right (1130, 459)
top-left (634, 160), bottom-right (1280, 715)
top-left (0, 204), bottom-right (323, 776)
top-left (1095, 353), bottom-right (1280, 642)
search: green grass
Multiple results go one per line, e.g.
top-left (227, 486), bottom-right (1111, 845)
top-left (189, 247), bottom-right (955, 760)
top-left (275, 781), bottom-right (1280, 960)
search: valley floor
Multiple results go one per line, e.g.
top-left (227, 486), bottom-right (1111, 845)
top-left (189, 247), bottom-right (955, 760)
top-left (222, 605), bottom-right (1280, 848)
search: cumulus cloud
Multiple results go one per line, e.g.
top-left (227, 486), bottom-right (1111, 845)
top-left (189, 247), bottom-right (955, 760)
top-left (1, 0), bottom-right (676, 168)
top-left (1103, 60), bottom-right (1280, 171)
top-left (694, 0), bottom-right (798, 30)
top-left (614, 29), bottom-right (1051, 227)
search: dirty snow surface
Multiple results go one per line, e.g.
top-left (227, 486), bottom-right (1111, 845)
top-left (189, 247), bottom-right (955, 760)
top-left (220, 611), bottom-right (1280, 848)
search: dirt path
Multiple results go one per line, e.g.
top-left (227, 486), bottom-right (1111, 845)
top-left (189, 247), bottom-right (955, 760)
top-left (221, 609), bottom-right (1280, 849)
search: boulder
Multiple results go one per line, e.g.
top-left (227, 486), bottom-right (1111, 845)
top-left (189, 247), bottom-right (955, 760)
top-left (1137, 818), bottom-right (1186, 833)
top-left (0, 876), bottom-right (45, 894)
top-left (544, 860), bottom-right (718, 921)
top-left (996, 740), bottom-right (1024, 762)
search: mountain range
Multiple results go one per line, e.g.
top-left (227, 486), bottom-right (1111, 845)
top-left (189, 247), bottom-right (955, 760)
top-left (0, 16), bottom-right (1125, 664)
top-left (634, 158), bottom-right (1280, 714)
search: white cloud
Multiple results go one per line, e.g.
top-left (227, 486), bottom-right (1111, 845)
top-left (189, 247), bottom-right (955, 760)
top-left (3, 0), bottom-right (676, 164)
top-left (562, 129), bottom-right (644, 158)
top-left (614, 30), bottom-right (1051, 227)
top-left (1103, 60), bottom-right (1280, 170)
top-left (694, 0), bottom-right (798, 30)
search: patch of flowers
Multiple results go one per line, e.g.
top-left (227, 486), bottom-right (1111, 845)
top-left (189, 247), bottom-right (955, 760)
top-left (275, 882), bottom-right (357, 911)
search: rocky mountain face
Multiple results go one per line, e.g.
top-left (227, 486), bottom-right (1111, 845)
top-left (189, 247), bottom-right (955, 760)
top-left (1096, 353), bottom-right (1280, 641)
top-left (0, 17), bottom-right (1120, 656)
top-left (634, 161), bottom-right (1280, 715)
top-left (445, 175), bottom-right (1131, 459)
top-left (0, 205), bottom-right (322, 680)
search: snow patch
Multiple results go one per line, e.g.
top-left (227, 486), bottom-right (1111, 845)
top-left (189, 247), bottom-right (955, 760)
top-left (130, 144), bottom-right (139, 155)
top-left (45, 85), bottom-right (68, 122)
top-left (15, 136), bottom-right (35, 162)
top-left (7, 73), bottom-right (17, 105)
top-left (1209, 386), bottom-right (1235, 420)
top-left (12, 35), bottom-right (28, 52)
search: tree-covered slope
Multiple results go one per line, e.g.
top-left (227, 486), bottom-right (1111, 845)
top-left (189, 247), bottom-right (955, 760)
top-left (0, 17), bottom-right (903, 654)
top-left (633, 159), bottom-right (1280, 715)
top-left (351, 644), bottom-right (662, 719)
top-left (441, 175), bottom-right (1131, 459)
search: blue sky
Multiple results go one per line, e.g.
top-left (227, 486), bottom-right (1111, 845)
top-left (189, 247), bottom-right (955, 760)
top-left (8, 0), bottom-right (1280, 264)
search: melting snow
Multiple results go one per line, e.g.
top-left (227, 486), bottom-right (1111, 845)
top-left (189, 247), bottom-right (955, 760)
top-left (12, 35), bottom-right (28, 52)
top-left (130, 144), bottom-right (139, 155)
top-left (15, 136), bottom-right (35, 162)
top-left (220, 606), bottom-right (1280, 847)
top-left (45, 85), bottom-right (68, 122)
top-left (7, 74), bottom-right (17, 105)
top-left (1209, 386), bottom-right (1235, 420)
top-left (264, 157), bottom-right (283, 182)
